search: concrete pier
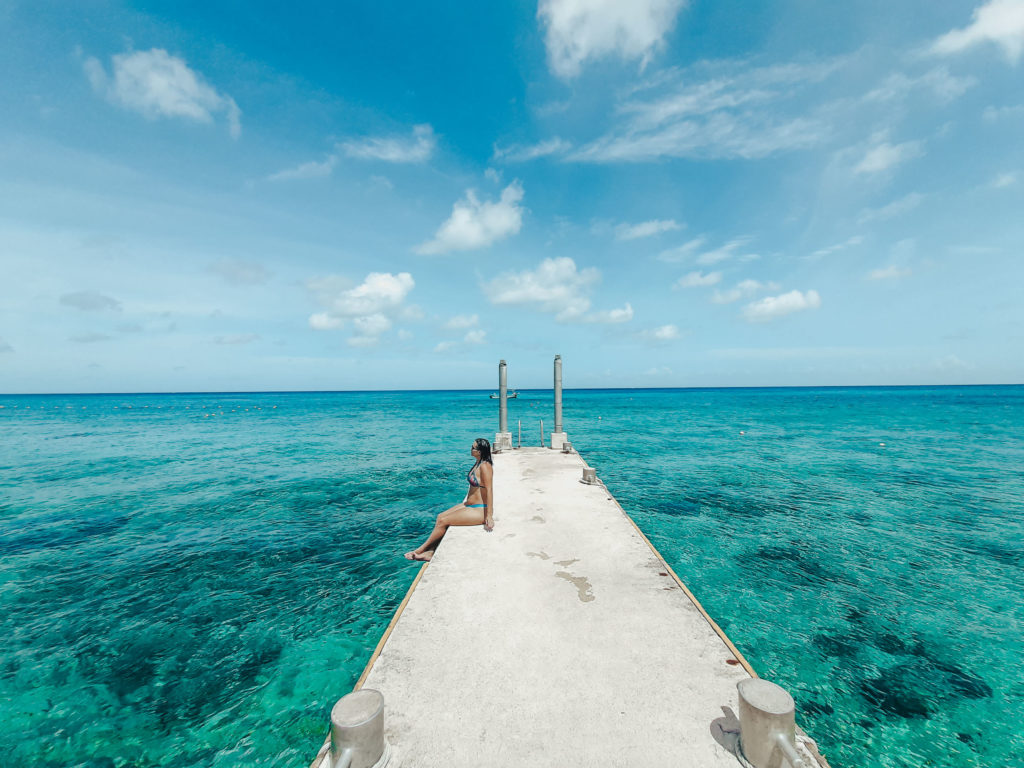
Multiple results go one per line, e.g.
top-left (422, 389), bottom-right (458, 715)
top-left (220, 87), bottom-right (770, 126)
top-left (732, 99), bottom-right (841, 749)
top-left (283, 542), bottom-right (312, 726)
top-left (312, 448), bottom-right (828, 768)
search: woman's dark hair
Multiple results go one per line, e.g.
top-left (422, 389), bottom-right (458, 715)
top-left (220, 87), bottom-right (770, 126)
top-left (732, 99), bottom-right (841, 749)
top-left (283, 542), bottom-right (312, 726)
top-left (472, 437), bottom-right (493, 464)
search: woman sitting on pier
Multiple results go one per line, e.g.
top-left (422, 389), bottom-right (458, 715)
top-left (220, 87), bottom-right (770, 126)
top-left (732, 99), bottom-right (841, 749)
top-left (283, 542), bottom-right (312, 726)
top-left (404, 438), bottom-right (494, 561)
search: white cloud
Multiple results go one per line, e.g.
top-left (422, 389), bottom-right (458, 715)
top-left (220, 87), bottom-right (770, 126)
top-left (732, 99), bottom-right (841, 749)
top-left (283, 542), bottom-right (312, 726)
top-left (855, 140), bottom-right (924, 174)
top-left (416, 181), bottom-right (525, 254)
top-left (931, 0), bottom-right (1024, 63)
top-left (60, 291), bottom-right (122, 311)
top-left (538, 0), bottom-right (688, 78)
top-left (641, 324), bottom-right (680, 341)
top-left (742, 289), bottom-right (821, 322)
top-left (84, 48), bottom-right (241, 138)
top-left (712, 279), bottom-right (778, 304)
top-left (569, 59), bottom-right (838, 162)
top-left (857, 193), bottom-right (924, 224)
top-left (444, 314), bottom-right (479, 330)
top-left (339, 124), bottom-right (436, 163)
top-left (434, 327), bottom-right (487, 354)
top-left (484, 256), bottom-right (601, 322)
top-left (992, 171), bottom-right (1017, 188)
top-left (675, 270), bottom-right (722, 288)
top-left (267, 156), bottom-right (338, 182)
top-left (493, 138), bottom-right (571, 162)
top-left (209, 259), bottom-right (270, 285)
top-left (615, 219), bottom-right (682, 240)
top-left (307, 271), bottom-right (414, 346)
top-left (584, 303), bottom-right (634, 323)
top-left (868, 266), bottom-right (912, 280)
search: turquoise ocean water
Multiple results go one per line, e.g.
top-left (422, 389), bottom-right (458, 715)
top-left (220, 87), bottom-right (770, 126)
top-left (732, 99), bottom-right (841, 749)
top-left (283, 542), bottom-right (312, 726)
top-left (1, 387), bottom-right (1022, 767)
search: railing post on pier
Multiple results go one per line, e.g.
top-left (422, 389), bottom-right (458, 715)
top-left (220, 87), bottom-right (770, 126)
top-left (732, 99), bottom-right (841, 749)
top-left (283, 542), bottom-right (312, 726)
top-left (328, 689), bottom-right (391, 768)
top-left (737, 679), bottom-right (808, 768)
top-left (550, 354), bottom-right (568, 450)
top-left (494, 359), bottom-right (513, 452)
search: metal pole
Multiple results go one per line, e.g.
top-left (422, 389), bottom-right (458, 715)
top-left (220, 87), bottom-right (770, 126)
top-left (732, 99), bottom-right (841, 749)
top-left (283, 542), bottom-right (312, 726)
top-left (553, 354), bottom-right (563, 434)
top-left (518, 419), bottom-right (521, 449)
top-left (540, 419), bottom-right (544, 447)
top-left (498, 359), bottom-right (508, 434)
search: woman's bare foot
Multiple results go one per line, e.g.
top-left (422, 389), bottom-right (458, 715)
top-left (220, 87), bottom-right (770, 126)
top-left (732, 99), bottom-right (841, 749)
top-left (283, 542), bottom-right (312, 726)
top-left (404, 550), bottom-right (432, 561)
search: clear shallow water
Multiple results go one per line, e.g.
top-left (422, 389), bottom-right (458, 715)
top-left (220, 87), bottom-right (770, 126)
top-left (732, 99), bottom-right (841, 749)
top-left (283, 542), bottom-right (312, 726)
top-left (1, 387), bottom-right (1022, 767)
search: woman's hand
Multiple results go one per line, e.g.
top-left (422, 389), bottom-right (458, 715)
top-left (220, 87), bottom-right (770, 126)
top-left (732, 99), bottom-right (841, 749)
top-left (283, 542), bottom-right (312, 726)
top-left (484, 515), bottom-right (494, 532)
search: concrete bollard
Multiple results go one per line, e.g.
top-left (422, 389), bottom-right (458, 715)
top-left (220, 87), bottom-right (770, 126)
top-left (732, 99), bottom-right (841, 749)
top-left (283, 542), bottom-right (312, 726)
top-left (737, 679), bottom-right (807, 768)
top-left (550, 354), bottom-right (568, 450)
top-left (581, 467), bottom-right (597, 484)
top-left (329, 689), bottom-right (391, 768)
top-left (494, 360), bottom-right (512, 451)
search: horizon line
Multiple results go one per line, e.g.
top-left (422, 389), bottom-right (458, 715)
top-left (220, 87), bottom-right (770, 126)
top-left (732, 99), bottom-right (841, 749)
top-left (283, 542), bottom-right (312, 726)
top-left (1, 382), bottom-right (1022, 397)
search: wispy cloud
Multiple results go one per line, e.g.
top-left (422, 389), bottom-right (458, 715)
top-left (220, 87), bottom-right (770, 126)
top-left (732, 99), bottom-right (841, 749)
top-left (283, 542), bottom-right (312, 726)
top-left (674, 270), bottom-right (721, 288)
top-left (485, 256), bottom-right (628, 323)
top-left (0, 339), bottom-right (12, 354)
top-left (208, 259), bottom-right (270, 285)
top-left (863, 67), bottom-right (976, 104)
top-left (712, 279), bottom-right (778, 304)
top-left (991, 171), bottom-right (1017, 188)
top-left (809, 235), bottom-right (864, 259)
top-left (640, 324), bottom-right (681, 341)
top-left (214, 334), bottom-right (260, 345)
top-left (83, 48), bottom-right (241, 138)
top-left (493, 138), bottom-right (571, 162)
top-left (339, 124), bottom-right (436, 163)
top-left (267, 156), bottom-right (338, 182)
top-left (537, 0), bottom-right (689, 78)
top-left (742, 289), bottom-right (821, 322)
top-left (416, 181), bottom-right (525, 255)
top-left (69, 332), bottom-right (113, 343)
top-left (697, 238), bottom-right (756, 265)
top-left (615, 219), bottom-right (682, 240)
top-left (443, 314), bottom-right (479, 330)
top-left (657, 237), bottom-right (706, 263)
top-left (60, 291), bottom-right (121, 311)
top-left (857, 193), bottom-right (924, 224)
top-left (269, 126), bottom-right (435, 181)
top-left (569, 59), bottom-right (839, 162)
top-left (854, 139), bottom-right (924, 174)
top-left (868, 265), bottom-right (912, 280)
top-left (930, 0), bottom-right (1024, 64)
top-left (307, 271), bottom-right (415, 346)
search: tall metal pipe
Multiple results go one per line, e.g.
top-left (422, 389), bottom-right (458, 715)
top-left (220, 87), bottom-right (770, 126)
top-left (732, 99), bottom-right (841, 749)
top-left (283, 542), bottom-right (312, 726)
top-left (553, 354), bottom-right (563, 434)
top-left (498, 359), bottom-right (508, 434)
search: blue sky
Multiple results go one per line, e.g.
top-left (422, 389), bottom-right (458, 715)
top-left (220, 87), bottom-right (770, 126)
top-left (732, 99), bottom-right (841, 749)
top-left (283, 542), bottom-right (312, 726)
top-left (1, 0), bottom-right (1022, 392)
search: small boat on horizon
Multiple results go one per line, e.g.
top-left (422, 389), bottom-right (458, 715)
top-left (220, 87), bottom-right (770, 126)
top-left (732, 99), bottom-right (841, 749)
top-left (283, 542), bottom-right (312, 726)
top-left (489, 391), bottom-right (518, 399)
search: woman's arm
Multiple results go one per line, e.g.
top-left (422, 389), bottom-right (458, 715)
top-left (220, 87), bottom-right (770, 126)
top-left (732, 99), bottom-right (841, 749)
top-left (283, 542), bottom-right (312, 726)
top-left (480, 461), bottom-right (494, 531)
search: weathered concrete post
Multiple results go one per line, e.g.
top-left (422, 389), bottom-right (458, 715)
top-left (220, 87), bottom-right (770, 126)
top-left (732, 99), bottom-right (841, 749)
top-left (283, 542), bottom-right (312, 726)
top-left (494, 359), bottom-right (513, 452)
top-left (329, 689), bottom-right (390, 768)
top-left (550, 354), bottom-right (568, 450)
top-left (737, 679), bottom-right (808, 768)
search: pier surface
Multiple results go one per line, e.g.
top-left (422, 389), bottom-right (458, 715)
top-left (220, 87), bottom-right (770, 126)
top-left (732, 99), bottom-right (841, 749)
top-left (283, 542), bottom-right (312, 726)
top-left (316, 448), bottom-right (814, 767)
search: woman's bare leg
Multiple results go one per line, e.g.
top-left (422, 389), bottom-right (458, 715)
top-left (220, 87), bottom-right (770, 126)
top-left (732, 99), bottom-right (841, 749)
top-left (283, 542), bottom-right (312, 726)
top-left (405, 504), bottom-right (486, 561)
